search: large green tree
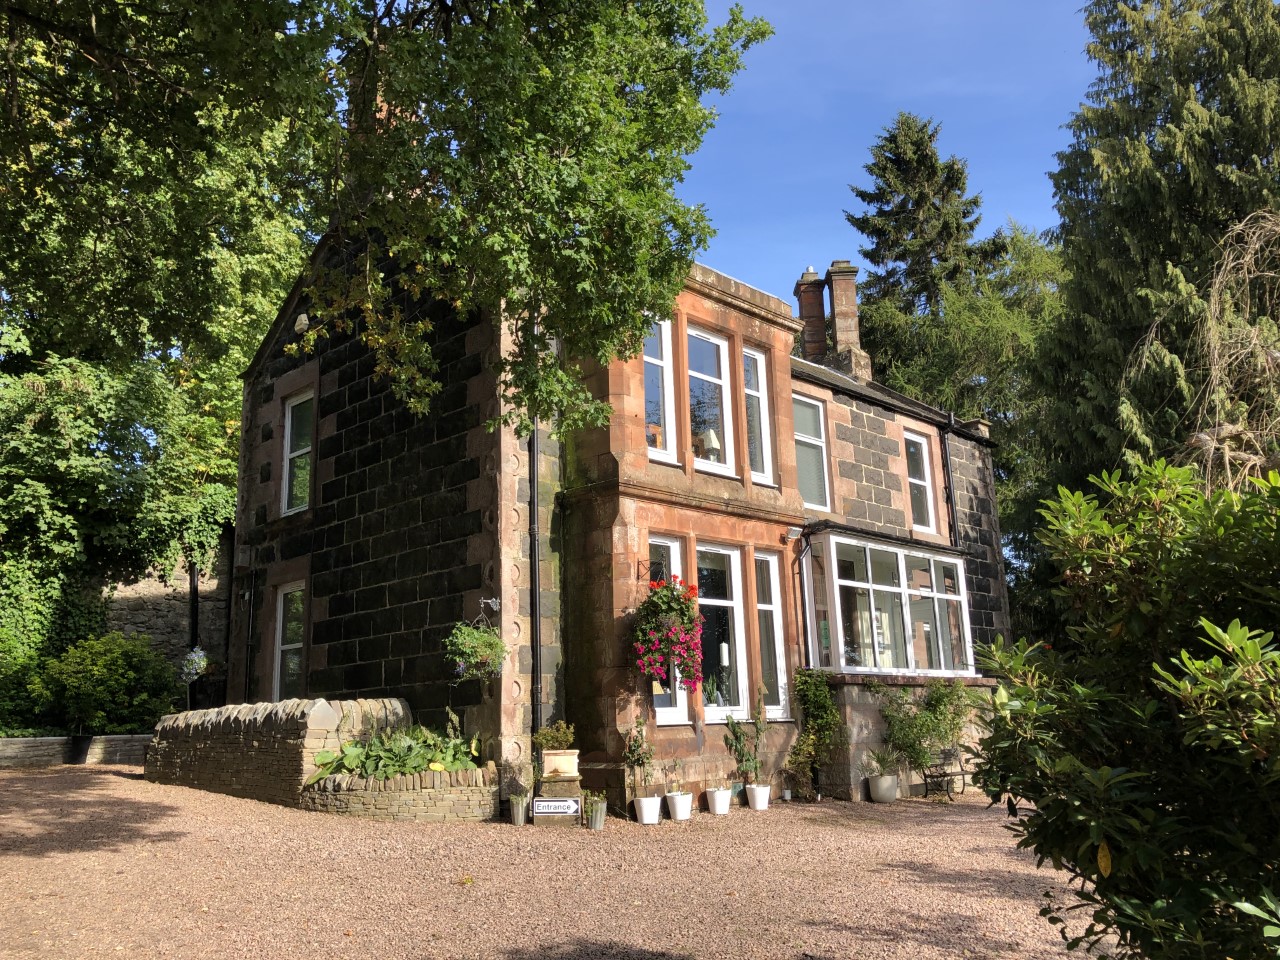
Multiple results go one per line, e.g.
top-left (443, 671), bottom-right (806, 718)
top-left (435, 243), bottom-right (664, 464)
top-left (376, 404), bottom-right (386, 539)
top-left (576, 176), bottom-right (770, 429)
top-left (1043, 0), bottom-right (1280, 490)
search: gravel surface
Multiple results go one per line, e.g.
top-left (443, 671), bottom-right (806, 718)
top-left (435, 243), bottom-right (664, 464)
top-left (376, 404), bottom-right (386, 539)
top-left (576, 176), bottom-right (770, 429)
top-left (2, 766), bottom-right (1080, 960)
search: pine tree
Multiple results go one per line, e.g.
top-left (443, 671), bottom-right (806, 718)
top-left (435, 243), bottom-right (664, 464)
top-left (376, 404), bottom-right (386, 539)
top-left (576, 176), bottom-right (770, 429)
top-left (1043, 0), bottom-right (1280, 488)
top-left (845, 112), bottom-right (988, 319)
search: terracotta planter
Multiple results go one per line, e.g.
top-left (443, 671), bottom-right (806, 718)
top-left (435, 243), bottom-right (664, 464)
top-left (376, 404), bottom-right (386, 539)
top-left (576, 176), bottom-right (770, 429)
top-left (745, 783), bottom-right (771, 810)
top-left (634, 795), bottom-right (662, 825)
top-left (705, 787), bottom-right (731, 816)
top-left (541, 749), bottom-right (579, 778)
top-left (868, 774), bottom-right (898, 803)
top-left (665, 791), bottom-right (693, 821)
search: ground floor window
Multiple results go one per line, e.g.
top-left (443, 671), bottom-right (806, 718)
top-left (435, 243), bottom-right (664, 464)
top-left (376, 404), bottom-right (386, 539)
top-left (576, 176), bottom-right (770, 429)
top-left (698, 545), bottom-right (748, 722)
top-left (754, 553), bottom-right (789, 719)
top-left (804, 534), bottom-right (974, 677)
top-left (275, 581), bottom-right (306, 699)
top-left (647, 536), bottom-right (689, 726)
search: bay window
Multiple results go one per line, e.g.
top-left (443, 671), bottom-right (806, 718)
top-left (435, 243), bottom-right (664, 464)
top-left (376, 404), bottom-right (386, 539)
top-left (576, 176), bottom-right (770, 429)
top-left (688, 329), bottom-right (735, 476)
top-left (644, 321), bottom-right (677, 464)
top-left (805, 533), bottom-right (974, 676)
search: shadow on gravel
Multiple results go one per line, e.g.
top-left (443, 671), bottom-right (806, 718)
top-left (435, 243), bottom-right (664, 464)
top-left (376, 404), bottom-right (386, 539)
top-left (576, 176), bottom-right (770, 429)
top-left (869, 857), bottom-right (1048, 905)
top-left (0, 766), bottom-right (186, 859)
top-left (500, 942), bottom-right (693, 960)
top-left (802, 911), bottom-right (1026, 957)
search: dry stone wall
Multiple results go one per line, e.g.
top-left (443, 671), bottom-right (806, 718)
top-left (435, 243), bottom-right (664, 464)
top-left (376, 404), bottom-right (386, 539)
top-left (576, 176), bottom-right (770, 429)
top-left (145, 697), bottom-right (410, 807)
top-left (0, 735), bottom-right (151, 768)
top-left (301, 764), bottom-right (499, 821)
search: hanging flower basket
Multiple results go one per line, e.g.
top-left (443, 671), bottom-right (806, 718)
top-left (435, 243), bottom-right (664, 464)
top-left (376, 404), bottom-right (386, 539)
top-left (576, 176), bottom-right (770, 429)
top-left (633, 575), bottom-right (703, 694)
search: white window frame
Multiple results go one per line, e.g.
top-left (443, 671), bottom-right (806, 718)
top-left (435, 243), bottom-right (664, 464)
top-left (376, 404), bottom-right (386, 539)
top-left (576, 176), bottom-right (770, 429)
top-left (643, 320), bottom-right (678, 465)
top-left (697, 544), bottom-right (749, 723)
top-left (742, 347), bottom-right (775, 487)
top-left (805, 533), bottom-right (975, 678)
top-left (647, 535), bottom-right (690, 726)
top-left (273, 580), bottom-right (307, 700)
top-left (282, 391), bottom-right (314, 515)
top-left (754, 552), bottom-right (789, 720)
top-left (687, 327), bottom-right (736, 478)
top-left (904, 431), bottom-right (937, 533)
top-left (793, 394), bottom-right (830, 511)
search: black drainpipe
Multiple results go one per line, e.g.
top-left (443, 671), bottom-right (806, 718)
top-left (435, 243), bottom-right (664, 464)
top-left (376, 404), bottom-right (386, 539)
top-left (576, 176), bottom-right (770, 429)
top-left (529, 418), bottom-right (543, 740)
top-left (242, 569), bottom-right (257, 704)
top-left (188, 558), bottom-right (200, 650)
top-left (940, 414), bottom-right (959, 549)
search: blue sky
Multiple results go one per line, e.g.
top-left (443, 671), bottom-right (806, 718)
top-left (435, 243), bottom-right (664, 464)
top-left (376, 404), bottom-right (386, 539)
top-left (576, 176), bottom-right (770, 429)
top-left (678, 2), bottom-right (1097, 307)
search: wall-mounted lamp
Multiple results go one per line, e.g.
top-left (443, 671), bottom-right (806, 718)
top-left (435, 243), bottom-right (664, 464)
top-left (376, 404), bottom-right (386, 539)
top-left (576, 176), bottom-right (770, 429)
top-left (785, 526), bottom-right (803, 542)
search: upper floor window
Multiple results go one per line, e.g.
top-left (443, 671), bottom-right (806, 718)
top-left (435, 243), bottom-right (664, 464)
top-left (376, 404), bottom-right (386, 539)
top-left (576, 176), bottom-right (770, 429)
top-left (643, 321), bottom-right (677, 464)
top-left (688, 328), bottom-right (735, 477)
top-left (904, 431), bottom-right (936, 532)
top-left (275, 581), bottom-right (306, 699)
top-left (742, 348), bottom-right (774, 486)
top-left (283, 392), bottom-right (314, 515)
top-left (793, 394), bottom-right (830, 511)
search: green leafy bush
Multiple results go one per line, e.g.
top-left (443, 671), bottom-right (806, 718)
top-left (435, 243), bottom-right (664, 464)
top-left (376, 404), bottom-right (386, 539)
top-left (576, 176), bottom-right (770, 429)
top-left (785, 668), bottom-right (843, 800)
top-left (974, 463), bottom-right (1280, 958)
top-left (29, 632), bottom-right (177, 734)
top-left (723, 698), bottom-right (769, 785)
top-left (867, 678), bottom-right (969, 774)
top-left (308, 716), bottom-right (478, 785)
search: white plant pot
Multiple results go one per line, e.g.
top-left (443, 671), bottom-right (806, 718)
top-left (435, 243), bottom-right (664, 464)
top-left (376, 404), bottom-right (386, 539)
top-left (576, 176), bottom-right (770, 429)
top-left (705, 787), bottom-right (731, 816)
top-left (665, 791), bottom-right (693, 821)
top-left (868, 774), bottom-right (899, 803)
top-left (745, 783), bottom-right (771, 810)
top-left (634, 794), bottom-right (662, 825)
top-left (541, 749), bottom-right (579, 778)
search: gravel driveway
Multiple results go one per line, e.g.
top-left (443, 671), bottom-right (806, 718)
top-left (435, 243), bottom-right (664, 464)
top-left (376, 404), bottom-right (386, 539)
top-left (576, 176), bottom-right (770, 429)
top-left (2, 766), bottom-right (1079, 960)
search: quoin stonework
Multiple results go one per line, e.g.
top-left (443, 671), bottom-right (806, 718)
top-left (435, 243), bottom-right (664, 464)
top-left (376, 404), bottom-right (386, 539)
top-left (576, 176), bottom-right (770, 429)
top-left (226, 258), bottom-right (1009, 807)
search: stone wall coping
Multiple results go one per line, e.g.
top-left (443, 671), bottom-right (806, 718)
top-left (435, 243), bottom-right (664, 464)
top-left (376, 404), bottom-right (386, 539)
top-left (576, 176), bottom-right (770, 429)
top-left (153, 696), bottom-right (412, 736)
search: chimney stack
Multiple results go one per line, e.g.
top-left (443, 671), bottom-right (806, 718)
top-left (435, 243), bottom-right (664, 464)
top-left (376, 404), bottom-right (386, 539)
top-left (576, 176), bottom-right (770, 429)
top-left (794, 266), bottom-right (826, 362)
top-left (824, 260), bottom-right (872, 380)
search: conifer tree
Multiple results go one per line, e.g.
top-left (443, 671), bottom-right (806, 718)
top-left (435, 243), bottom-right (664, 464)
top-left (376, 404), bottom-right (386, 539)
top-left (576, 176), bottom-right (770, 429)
top-left (1043, 0), bottom-right (1280, 488)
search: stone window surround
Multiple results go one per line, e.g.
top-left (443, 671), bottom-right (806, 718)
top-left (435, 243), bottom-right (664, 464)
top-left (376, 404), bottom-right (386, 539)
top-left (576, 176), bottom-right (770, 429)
top-left (255, 555), bottom-right (310, 702)
top-left (643, 527), bottom-right (795, 727)
top-left (638, 313), bottom-right (781, 493)
top-left (265, 361), bottom-right (320, 524)
top-left (903, 429), bottom-right (937, 534)
top-left (802, 531), bottom-right (976, 680)
top-left (792, 392), bottom-right (830, 511)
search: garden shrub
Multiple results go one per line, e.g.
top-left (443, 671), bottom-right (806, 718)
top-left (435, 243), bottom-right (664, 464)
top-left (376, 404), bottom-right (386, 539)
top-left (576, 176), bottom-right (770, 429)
top-left (785, 668), bottom-right (842, 800)
top-left (29, 631), bottom-right (178, 734)
top-left (867, 678), bottom-right (969, 773)
top-left (974, 462), bottom-right (1280, 958)
top-left (308, 710), bottom-right (478, 784)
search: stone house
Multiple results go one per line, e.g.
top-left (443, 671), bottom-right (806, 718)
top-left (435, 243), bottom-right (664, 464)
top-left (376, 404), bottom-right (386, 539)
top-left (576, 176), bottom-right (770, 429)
top-left (227, 259), bottom-right (1007, 802)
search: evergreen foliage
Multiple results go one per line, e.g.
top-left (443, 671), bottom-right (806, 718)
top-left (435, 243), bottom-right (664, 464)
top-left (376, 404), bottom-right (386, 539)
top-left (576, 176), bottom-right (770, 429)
top-left (975, 461), bottom-right (1280, 957)
top-left (1044, 0), bottom-right (1280, 489)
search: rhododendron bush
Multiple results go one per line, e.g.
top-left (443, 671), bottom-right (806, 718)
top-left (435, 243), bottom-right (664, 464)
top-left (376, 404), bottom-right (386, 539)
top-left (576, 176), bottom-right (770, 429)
top-left (633, 576), bottom-right (703, 693)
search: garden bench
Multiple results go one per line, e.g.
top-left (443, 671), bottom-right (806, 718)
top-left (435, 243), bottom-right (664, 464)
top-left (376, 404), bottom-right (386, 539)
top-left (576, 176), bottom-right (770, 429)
top-left (921, 746), bottom-right (967, 800)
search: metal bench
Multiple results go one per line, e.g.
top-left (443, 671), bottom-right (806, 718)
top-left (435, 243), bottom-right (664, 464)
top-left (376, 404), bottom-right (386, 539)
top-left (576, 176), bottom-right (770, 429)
top-left (921, 747), bottom-right (967, 800)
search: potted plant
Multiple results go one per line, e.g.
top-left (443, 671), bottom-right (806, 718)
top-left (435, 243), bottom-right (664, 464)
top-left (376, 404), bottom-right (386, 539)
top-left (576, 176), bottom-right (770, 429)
top-left (705, 777), bottom-right (732, 816)
top-left (724, 699), bottom-right (770, 810)
top-left (633, 575), bottom-right (704, 697)
top-left (861, 748), bottom-right (903, 803)
top-left (532, 720), bottom-right (577, 779)
top-left (583, 789), bottom-right (607, 831)
top-left (664, 759), bottom-right (692, 821)
top-left (623, 716), bottom-right (661, 825)
top-left (509, 781), bottom-right (530, 825)
top-left (442, 617), bottom-right (507, 683)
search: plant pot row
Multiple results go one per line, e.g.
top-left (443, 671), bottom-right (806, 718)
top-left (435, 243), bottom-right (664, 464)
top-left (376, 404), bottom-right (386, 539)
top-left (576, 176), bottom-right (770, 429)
top-left (634, 783), bottom-right (772, 825)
